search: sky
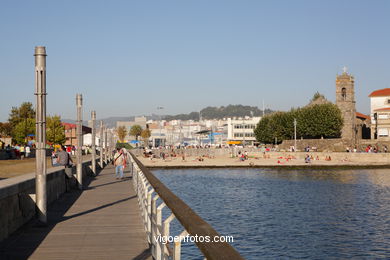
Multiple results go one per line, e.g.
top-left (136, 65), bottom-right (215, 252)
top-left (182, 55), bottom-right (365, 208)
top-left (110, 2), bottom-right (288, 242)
top-left (0, 0), bottom-right (389, 122)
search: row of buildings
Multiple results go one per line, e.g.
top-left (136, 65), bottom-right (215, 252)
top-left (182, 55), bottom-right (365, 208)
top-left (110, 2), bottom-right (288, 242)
top-left (116, 116), bottom-right (262, 147)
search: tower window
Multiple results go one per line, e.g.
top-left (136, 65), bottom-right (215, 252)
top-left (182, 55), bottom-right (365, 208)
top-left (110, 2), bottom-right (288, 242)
top-left (341, 88), bottom-right (347, 101)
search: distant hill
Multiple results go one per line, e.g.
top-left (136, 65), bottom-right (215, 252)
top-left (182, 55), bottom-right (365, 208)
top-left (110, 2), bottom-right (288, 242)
top-left (164, 105), bottom-right (273, 120)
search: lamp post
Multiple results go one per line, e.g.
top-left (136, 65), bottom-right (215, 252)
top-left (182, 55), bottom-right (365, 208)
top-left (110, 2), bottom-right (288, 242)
top-left (34, 46), bottom-right (47, 223)
top-left (91, 111), bottom-right (96, 175)
top-left (294, 118), bottom-right (297, 152)
top-left (157, 106), bottom-right (164, 147)
top-left (76, 94), bottom-right (83, 190)
top-left (99, 120), bottom-right (103, 168)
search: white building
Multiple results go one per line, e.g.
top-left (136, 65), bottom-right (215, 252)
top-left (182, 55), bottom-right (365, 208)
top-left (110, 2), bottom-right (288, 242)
top-left (369, 88), bottom-right (390, 140)
top-left (227, 117), bottom-right (261, 146)
top-left (83, 133), bottom-right (100, 146)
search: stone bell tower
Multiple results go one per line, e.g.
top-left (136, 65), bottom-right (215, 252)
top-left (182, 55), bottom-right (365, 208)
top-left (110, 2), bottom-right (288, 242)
top-left (336, 67), bottom-right (356, 144)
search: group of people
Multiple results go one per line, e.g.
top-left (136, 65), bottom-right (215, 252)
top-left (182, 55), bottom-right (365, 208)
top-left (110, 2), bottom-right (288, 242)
top-left (2, 143), bottom-right (31, 159)
top-left (238, 151), bottom-right (249, 161)
top-left (52, 145), bottom-right (130, 180)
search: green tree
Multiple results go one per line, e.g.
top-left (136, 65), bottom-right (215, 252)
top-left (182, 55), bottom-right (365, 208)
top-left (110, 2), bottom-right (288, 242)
top-left (140, 128), bottom-right (151, 147)
top-left (310, 91), bottom-right (325, 102)
top-left (254, 116), bottom-right (274, 144)
top-left (117, 126), bottom-right (127, 142)
top-left (254, 103), bottom-right (343, 143)
top-left (0, 122), bottom-right (12, 137)
top-left (8, 102), bottom-right (36, 142)
top-left (47, 115), bottom-right (66, 145)
top-left (12, 118), bottom-right (35, 144)
top-left (299, 103), bottom-right (343, 138)
top-left (129, 125), bottom-right (143, 141)
top-left (8, 102), bottom-right (35, 128)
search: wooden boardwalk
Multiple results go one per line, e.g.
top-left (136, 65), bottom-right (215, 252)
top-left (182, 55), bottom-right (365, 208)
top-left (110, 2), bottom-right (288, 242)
top-left (0, 165), bottom-right (151, 260)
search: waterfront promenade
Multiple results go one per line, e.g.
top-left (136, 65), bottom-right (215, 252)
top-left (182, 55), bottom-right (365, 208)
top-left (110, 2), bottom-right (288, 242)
top-left (0, 165), bottom-right (151, 260)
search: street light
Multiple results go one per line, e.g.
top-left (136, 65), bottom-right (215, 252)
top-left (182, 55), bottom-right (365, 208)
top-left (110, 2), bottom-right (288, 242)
top-left (294, 118), bottom-right (297, 152)
top-left (157, 106), bottom-right (164, 147)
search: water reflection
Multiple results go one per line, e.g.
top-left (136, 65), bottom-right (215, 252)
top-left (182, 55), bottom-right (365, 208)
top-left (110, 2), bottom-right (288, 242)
top-left (153, 168), bottom-right (390, 259)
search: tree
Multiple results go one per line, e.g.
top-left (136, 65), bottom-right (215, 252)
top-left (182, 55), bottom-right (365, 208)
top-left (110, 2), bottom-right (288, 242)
top-left (47, 115), bottom-right (66, 145)
top-left (117, 126), bottom-right (127, 142)
top-left (140, 129), bottom-right (151, 147)
top-left (8, 102), bottom-right (36, 142)
top-left (12, 118), bottom-right (35, 144)
top-left (254, 103), bottom-right (343, 143)
top-left (311, 92), bottom-right (325, 102)
top-left (8, 102), bottom-right (35, 128)
top-left (0, 122), bottom-right (12, 137)
top-left (129, 125), bottom-right (143, 141)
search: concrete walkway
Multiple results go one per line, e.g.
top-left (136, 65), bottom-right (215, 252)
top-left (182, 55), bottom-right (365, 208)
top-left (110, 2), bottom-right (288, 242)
top-left (0, 165), bottom-right (151, 260)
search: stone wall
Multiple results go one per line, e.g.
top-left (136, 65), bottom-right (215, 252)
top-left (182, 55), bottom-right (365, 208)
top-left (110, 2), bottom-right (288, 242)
top-left (0, 158), bottom-right (102, 242)
top-left (280, 139), bottom-right (346, 152)
top-left (280, 139), bottom-right (390, 152)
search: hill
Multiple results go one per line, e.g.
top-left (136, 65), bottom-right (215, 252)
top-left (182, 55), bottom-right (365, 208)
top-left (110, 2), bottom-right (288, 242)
top-left (164, 105), bottom-right (273, 120)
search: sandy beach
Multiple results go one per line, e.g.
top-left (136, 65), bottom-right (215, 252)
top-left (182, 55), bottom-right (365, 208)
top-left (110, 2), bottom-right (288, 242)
top-left (136, 151), bottom-right (390, 168)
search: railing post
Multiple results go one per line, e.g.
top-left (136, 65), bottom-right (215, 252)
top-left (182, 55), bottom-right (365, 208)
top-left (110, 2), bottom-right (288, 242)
top-left (156, 203), bottom-right (165, 260)
top-left (162, 214), bottom-right (175, 259)
top-left (151, 195), bottom-right (159, 259)
top-left (173, 230), bottom-right (189, 260)
top-left (147, 189), bottom-right (154, 243)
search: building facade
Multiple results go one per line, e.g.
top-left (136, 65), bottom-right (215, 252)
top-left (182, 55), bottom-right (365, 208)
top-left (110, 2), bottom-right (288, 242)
top-left (62, 123), bottom-right (92, 146)
top-left (227, 117), bottom-right (261, 146)
top-left (369, 88), bottom-right (390, 140)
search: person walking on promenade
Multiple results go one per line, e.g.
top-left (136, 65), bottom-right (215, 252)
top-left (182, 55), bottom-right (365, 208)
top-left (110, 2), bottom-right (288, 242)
top-left (114, 148), bottom-right (125, 179)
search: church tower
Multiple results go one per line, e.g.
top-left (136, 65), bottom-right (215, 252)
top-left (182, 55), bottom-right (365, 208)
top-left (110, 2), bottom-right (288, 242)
top-left (335, 67), bottom-right (356, 144)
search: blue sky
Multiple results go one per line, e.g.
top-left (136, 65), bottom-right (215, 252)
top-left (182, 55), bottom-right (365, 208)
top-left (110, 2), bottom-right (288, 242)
top-left (0, 0), bottom-right (389, 121)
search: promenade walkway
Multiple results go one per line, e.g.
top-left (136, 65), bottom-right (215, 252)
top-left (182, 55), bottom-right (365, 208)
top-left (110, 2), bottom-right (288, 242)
top-left (0, 165), bottom-right (151, 260)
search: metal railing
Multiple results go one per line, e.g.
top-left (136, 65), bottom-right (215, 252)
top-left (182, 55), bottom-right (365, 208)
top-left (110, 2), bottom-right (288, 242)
top-left (128, 151), bottom-right (244, 260)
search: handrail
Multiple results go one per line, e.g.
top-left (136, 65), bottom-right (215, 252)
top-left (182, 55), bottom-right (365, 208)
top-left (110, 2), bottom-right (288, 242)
top-left (129, 152), bottom-right (244, 260)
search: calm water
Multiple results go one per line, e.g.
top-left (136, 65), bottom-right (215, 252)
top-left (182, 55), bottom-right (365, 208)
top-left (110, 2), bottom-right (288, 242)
top-left (153, 168), bottom-right (390, 259)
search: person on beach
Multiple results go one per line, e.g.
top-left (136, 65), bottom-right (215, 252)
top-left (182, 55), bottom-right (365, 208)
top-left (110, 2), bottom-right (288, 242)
top-left (305, 154), bottom-right (311, 163)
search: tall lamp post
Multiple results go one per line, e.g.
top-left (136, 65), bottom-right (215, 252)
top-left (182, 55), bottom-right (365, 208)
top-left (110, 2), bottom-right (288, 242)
top-left (91, 111), bottom-right (96, 175)
top-left (157, 106), bottom-right (164, 147)
top-left (294, 118), bottom-right (297, 152)
top-left (76, 94), bottom-right (83, 190)
top-left (99, 121), bottom-right (103, 168)
top-left (34, 46), bottom-right (47, 223)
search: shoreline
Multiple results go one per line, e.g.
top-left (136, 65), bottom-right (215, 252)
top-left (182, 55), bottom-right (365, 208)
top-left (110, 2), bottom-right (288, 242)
top-left (136, 152), bottom-right (390, 170)
top-left (143, 164), bottom-right (390, 170)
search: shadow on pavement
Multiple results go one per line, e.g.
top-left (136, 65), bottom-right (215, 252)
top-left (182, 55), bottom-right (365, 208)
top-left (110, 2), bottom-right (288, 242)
top-left (0, 167), bottom-right (108, 260)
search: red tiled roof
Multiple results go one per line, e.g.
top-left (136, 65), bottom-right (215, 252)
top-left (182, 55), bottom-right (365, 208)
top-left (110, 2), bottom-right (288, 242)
top-left (356, 112), bottom-right (370, 120)
top-left (62, 122), bottom-right (76, 129)
top-left (374, 107), bottom-right (390, 112)
top-left (368, 88), bottom-right (390, 97)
